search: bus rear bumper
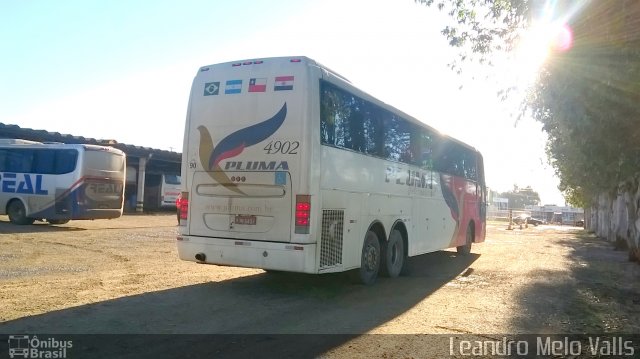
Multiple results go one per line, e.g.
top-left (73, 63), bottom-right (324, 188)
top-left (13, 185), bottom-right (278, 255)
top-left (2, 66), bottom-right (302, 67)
top-left (177, 236), bottom-right (318, 274)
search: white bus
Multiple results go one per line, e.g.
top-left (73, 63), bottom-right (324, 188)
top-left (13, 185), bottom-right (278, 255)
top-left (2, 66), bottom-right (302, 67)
top-left (0, 139), bottom-right (126, 225)
top-left (160, 174), bottom-right (181, 208)
top-left (178, 56), bottom-right (486, 284)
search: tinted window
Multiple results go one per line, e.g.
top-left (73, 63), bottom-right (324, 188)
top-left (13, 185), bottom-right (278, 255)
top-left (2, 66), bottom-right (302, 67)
top-left (83, 149), bottom-right (121, 172)
top-left (321, 83), bottom-right (371, 154)
top-left (0, 148), bottom-right (81, 174)
top-left (165, 175), bottom-right (181, 185)
top-left (0, 149), bottom-right (34, 173)
top-left (417, 130), bottom-right (439, 170)
top-left (55, 149), bottom-right (78, 174)
top-left (320, 81), bottom-right (477, 181)
top-left (462, 150), bottom-right (478, 181)
top-left (33, 150), bottom-right (55, 173)
top-left (383, 113), bottom-right (413, 163)
top-left (434, 141), bottom-right (478, 180)
top-left (321, 82), bottom-right (402, 159)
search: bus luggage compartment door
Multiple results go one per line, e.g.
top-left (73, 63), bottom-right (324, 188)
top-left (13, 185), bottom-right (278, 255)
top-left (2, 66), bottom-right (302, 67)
top-left (190, 171), bottom-right (292, 242)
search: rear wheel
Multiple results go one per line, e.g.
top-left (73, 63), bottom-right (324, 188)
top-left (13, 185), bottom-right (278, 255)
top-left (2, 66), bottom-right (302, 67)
top-left (351, 230), bottom-right (381, 285)
top-left (7, 200), bottom-right (35, 225)
top-left (47, 219), bottom-right (70, 225)
top-left (382, 229), bottom-right (404, 278)
top-left (457, 223), bottom-right (473, 255)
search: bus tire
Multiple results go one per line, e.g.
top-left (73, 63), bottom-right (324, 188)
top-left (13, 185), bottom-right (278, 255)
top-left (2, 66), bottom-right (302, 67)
top-left (382, 229), bottom-right (404, 278)
top-left (47, 219), bottom-right (70, 225)
top-left (457, 223), bottom-right (473, 255)
top-left (351, 230), bottom-right (381, 285)
top-left (7, 200), bottom-right (35, 225)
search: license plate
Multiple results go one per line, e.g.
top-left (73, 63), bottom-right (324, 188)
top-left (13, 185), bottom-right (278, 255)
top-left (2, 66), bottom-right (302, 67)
top-left (235, 215), bottom-right (257, 225)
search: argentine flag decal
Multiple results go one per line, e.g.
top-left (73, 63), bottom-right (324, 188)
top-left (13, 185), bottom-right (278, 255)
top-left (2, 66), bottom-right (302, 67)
top-left (225, 80), bottom-right (242, 94)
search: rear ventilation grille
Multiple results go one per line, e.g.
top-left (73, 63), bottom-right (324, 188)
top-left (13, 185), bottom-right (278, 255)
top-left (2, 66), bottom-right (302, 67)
top-left (320, 209), bottom-right (344, 269)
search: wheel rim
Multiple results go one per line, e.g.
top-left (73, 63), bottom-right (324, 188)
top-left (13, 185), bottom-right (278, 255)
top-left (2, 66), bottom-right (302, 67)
top-left (364, 244), bottom-right (378, 272)
top-left (10, 202), bottom-right (24, 219)
top-left (390, 243), bottom-right (398, 264)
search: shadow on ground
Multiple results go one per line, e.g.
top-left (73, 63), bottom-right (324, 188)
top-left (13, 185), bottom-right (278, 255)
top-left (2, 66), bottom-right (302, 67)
top-left (0, 220), bottom-right (86, 234)
top-left (510, 231), bottom-right (640, 334)
top-left (0, 251), bottom-right (479, 358)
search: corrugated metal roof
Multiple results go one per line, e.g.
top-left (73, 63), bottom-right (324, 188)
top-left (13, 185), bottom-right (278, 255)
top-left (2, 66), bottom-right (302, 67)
top-left (0, 122), bottom-right (181, 163)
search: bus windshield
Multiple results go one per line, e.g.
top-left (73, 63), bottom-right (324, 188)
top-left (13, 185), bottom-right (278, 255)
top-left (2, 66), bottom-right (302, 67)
top-left (83, 149), bottom-right (126, 172)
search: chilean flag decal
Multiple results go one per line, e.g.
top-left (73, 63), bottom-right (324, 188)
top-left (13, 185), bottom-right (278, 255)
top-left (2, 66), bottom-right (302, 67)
top-left (249, 78), bottom-right (267, 92)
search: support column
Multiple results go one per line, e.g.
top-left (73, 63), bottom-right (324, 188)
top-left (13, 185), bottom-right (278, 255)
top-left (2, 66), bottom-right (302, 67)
top-left (136, 157), bottom-right (147, 213)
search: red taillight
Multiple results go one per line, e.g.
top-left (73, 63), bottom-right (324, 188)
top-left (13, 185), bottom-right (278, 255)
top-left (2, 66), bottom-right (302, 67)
top-left (179, 192), bottom-right (189, 220)
top-left (295, 195), bottom-right (311, 234)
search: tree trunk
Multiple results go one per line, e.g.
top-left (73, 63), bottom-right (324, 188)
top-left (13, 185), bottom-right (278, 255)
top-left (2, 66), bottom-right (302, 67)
top-left (627, 175), bottom-right (640, 261)
top-left (588, 174), bottom-right (640, 262)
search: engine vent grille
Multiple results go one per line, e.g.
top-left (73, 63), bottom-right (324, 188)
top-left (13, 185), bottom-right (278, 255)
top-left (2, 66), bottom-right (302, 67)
top-left (320, 209), bottom-right (344, 268)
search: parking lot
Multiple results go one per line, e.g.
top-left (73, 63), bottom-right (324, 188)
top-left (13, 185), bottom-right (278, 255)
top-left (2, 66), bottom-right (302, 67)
top-left (1, 215), bottom-right (639, 357)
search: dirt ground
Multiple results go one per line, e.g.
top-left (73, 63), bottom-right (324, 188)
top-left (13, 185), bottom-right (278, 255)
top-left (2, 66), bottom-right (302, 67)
top-left (1, 214), bottom-right (639, 357)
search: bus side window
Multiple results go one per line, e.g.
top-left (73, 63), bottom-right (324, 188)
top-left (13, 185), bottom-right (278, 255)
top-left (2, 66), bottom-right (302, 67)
top-left (419, 129), bottom-right (436, 170)
top-left (384, 113), bottom-right (411, 163)
top-left (463, 152), bottom-right (478, 181)
top-left (55, 150), bottom-right (78, 174)
top-left (34, 150), bottom-right (55, 174)
top-left (6, 149), bottom-right (34, 173)
top-left (363, 102), bottom-right (384, 157)
top-left (0, 149), bottom-right (8, 172)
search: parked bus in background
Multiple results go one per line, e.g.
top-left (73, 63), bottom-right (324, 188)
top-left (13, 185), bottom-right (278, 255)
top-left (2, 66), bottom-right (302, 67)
top-left (178, 56), bottom-right (487, 284)
top-left (160, 174), bottom-right (181, 208)
top-left (0, 139), bottom-right (126, 225)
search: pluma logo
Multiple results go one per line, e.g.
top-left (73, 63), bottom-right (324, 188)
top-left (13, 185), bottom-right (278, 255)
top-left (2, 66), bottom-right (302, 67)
top-left (197, 103), bottom-right (287, 194)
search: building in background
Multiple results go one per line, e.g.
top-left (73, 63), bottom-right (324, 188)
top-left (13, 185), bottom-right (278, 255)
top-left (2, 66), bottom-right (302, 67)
top-left (526, 204), bottom-right (584, 225)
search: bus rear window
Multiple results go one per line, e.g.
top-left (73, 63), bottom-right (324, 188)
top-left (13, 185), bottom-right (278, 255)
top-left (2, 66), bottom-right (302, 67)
top-left (164, 175), bottom-right (181, 185)
top-left (84, 150), bottom-right (125, 172)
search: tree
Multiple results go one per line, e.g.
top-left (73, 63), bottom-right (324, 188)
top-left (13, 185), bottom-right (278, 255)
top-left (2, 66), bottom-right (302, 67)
top-left (499, 185), bottom-right (541, 209)
top-left (417, 0), bottom-right (640, 206)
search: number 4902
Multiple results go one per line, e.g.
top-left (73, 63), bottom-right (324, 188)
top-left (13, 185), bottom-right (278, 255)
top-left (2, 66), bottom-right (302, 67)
top-left (263, 141), bottom-right (299, 154)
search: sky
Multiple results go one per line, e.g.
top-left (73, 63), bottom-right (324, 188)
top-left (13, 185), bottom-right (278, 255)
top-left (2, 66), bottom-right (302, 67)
top-left (0, 0), bottom-right (565, 205)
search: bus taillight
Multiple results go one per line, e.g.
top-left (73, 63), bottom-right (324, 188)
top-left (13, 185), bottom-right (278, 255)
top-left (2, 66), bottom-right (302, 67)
top-left (295, 194), bottom-right (311, 234)
top-left (179, 192), bottom-right (189, 220)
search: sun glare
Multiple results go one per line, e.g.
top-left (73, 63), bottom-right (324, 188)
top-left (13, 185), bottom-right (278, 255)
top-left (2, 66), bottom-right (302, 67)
top-left (508, 20), bottom-right (573, 92)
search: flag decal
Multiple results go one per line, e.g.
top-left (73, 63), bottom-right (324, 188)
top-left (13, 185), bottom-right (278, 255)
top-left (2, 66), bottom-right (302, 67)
top-left (225, 80), bottom-right (242, 94)
top-left (274, 76), bottom-right (294, 91)
top-left (249, 78), bottom-right (267, 92)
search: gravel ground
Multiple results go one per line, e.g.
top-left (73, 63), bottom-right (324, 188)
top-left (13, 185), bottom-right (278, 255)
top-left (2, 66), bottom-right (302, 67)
top-left (1, 215), bottom-right (639, 358)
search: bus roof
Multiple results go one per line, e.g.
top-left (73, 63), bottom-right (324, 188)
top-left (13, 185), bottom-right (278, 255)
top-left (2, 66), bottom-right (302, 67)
top-left (0, 139), bottom-right (125, 155)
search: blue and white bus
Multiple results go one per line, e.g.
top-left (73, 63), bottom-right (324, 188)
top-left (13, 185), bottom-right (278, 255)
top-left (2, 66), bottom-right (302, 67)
top-left (0, 139), bottom-right (126, 225)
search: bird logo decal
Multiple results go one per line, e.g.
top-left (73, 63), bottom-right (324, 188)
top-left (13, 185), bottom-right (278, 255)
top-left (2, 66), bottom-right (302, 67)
top-left (197, 103), bottom-right (287, 194)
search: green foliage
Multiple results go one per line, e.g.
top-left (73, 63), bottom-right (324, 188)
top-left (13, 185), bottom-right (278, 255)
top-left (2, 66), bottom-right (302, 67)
top-left (419, 0), bottom-right (640, 206)
top-left (499, 185), bottom-right (541, 209)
